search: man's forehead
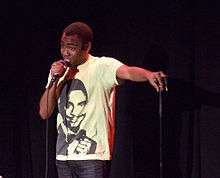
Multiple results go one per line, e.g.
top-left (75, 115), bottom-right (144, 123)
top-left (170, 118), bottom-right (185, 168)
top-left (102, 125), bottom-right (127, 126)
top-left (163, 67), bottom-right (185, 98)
top-left (69, 90), bottom-right (86, 101)
top-left (70, 90), bottom-right (85, 96)
top-left (61, 33), bottom-right (80, 42)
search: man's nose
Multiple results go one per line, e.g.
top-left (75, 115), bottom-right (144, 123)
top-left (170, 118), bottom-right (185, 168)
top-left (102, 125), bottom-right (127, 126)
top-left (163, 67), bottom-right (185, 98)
top-left (62, 48), bottom-right (70, 56)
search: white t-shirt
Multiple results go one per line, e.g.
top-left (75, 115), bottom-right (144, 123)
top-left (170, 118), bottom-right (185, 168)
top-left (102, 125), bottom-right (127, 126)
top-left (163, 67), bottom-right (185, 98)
top-left (47, 55), bottom-right (123, 161)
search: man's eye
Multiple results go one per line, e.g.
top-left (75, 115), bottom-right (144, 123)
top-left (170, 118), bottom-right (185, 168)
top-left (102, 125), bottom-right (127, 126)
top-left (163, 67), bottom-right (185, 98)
top-left (78, 101), bottom-right (86, 106)
top-left (70, 47), bottom-right (76, 50)
top-left (66, 46), bottom-right (77, 50)
top-left (60, 46), bottom-right (76, 51)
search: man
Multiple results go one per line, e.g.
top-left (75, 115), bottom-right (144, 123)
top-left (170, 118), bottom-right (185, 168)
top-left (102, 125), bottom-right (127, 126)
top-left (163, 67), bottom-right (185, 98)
top-left (39, 21), bottom-right (167, 178)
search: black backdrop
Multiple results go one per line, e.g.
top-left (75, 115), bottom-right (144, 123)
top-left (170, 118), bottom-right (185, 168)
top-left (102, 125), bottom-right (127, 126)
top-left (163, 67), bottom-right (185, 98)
top-left (1, 0), bottom-right (220, 178)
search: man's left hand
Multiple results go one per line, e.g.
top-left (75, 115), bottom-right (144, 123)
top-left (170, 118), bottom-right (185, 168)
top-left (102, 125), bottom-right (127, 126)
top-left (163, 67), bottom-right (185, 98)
top-left (148, 71), bottom-right (167, 92)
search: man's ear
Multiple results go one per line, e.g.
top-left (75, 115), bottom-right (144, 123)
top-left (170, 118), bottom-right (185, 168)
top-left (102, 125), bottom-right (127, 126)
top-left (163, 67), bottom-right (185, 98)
top-left (83, 42), bottom-right (91, 52)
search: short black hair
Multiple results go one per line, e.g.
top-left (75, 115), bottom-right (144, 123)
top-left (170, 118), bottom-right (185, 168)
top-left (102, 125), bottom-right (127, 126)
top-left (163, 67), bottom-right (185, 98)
top-left (63, 22), bottom-right (93, 45)
top-left (68, 79), bottom-right (88, 102)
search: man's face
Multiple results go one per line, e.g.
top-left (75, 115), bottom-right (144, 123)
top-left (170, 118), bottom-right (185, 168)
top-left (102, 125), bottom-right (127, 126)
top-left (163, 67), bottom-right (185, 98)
top-left (65, 90), bottom-right (87, 130)
top-left (60, 33), bottom-right (85, 66)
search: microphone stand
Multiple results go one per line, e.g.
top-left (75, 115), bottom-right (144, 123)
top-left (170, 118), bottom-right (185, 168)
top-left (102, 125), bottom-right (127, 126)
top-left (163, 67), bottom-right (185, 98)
top-left (159, 84), bottom-right (168, 178)
top-left (159, 76), bottom-right (168, 178)
top-left (159, 89), bottom-right (163, 178)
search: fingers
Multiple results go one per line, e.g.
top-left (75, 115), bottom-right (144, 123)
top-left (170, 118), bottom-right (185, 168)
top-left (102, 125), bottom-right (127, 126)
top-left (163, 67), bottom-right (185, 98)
top-left (50, 60), bottom-right (67, 76)
top-left (75, 138), bottom-right (92, 154)
top-left (150, 71), bottom-right (168, 92)
top-left (158, 71), bottom-right (167, 78)
top-left (149, 78), bottom-right (160, 92)
top-left (158, 71), bottom-right (168, 91)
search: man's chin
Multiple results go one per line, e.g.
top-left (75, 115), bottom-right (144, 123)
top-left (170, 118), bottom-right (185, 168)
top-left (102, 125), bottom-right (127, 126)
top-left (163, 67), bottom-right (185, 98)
top-left (69, 59), bottom-right (80, 66)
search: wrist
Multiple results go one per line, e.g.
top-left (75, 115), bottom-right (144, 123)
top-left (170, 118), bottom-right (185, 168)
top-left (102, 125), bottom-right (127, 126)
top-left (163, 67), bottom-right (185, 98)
top-left (144, 70), bottom-right (153, 81)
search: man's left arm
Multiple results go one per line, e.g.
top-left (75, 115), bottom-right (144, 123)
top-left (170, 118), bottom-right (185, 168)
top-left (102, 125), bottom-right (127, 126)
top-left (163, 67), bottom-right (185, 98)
top-left (116, 64), bottom-right (167, 92)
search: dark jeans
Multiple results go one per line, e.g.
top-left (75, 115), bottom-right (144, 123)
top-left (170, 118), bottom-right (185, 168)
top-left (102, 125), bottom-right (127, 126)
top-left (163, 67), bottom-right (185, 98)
top-left (56, 160), bottom-right (110, 178)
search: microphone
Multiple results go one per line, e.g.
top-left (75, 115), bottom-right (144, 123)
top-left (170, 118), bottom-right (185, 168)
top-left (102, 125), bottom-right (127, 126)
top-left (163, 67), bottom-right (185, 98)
top-left (50, 74), bottom-right (59, 83)
top-left (50, 59), bottom-right (70, 84)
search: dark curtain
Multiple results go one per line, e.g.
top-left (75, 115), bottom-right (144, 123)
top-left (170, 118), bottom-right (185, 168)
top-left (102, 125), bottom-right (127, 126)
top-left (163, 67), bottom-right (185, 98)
top-left (1, 0), bottom-right (220, 178)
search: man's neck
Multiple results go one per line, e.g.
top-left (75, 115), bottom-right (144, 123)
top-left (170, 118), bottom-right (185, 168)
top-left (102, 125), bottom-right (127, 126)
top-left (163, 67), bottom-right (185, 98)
top-left (77, 53), bottom-right (89, 66)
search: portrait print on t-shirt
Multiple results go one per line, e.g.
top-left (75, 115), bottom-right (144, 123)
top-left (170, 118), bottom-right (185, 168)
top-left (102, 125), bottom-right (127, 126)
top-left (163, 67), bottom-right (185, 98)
top-left (56, 79), bottom-right (97, 156)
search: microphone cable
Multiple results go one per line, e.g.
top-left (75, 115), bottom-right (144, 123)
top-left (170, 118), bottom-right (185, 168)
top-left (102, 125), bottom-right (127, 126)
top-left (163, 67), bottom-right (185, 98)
top-left (159, 89), bottom-right (163, 178)
top-left (44, 88), bottom-right (50, 178)
top-left (44, 75), bottom-right (56, 178)
top-left (44, 60), bottom-right (70, 178)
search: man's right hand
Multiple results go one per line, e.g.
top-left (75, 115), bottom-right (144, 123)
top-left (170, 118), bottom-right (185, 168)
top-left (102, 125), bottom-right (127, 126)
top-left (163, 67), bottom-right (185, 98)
top-left (50, 60), bottom-right (67, 79)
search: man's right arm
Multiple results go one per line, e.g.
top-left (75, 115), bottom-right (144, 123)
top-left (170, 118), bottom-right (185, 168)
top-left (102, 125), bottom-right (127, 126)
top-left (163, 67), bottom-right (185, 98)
top-left (39, 60), bottom-right (67, 119)
top-left (39, 82), bottom-right (58, 119)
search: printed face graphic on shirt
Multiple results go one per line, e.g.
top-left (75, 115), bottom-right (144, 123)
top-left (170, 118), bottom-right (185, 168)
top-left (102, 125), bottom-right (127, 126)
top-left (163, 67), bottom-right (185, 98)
top-left (65, 90), bottom-right (87, 131)
top-left (57, 79), bottom-right (97, 155)
top-left (59, 79), bottom-right (88, 133)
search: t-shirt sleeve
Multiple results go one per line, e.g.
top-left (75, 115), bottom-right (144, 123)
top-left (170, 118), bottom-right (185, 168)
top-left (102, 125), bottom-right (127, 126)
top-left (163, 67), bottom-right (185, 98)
top-left (45, 67), bottom-right (70, 88)
top-left (98, 57), bottom-right (124, 88)
top-left (45, 71), bottom-right (52, 88)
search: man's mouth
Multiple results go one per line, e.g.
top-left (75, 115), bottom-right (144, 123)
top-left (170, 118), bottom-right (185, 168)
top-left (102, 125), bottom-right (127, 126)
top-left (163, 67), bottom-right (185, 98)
top-left (66, 113), bottom-right (86, 123)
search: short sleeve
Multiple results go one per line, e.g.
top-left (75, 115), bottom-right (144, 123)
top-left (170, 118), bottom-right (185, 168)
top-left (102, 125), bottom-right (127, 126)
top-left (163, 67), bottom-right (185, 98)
top-left (98, 57), bottom-right (124, 88)
top-left (45, 71), bottom-right (52, 88)
top-left (45, 67), bottom-right (70, 88)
